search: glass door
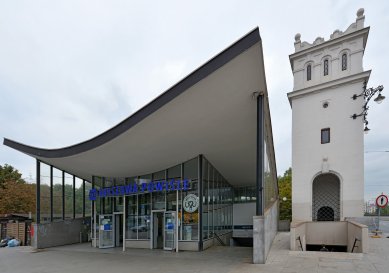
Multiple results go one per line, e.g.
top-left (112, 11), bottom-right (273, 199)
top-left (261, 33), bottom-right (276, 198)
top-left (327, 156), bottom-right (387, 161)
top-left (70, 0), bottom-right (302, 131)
top-left (164, 211), bottom-right (175, 250)
top-left (99, 214), bottom-right (114, 248)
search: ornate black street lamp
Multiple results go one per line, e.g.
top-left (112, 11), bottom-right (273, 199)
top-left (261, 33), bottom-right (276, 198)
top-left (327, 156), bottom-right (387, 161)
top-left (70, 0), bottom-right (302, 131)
top-left (351, 81), bottom-right (385, 134)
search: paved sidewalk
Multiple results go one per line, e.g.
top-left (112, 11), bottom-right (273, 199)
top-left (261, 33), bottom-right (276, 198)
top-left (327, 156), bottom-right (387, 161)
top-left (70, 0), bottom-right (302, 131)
top-left (233, 232), bottom-right (389, 273)
top-left (1, 232), bottom-right (389, 273)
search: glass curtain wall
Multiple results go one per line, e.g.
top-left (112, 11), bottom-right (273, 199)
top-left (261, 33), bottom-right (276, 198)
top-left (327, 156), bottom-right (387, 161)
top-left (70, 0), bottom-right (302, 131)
top-left (85, 181), bottom-right (92, 217)
top-left (182, 158), bottom-right (198, 241)
top-left (97, 157), bottom-right (200, 242)
top-left (263, 135), bottom-right (278, 210)
top-left (201, 157), bottom-right (233, 241)
top-left (39, 163), bottom-right (50, 223)
top-left (138, 174), bottom-right (151, 239)
top-left (53, 168), bottom-right (63, 220)
top-left (64, 173), bottom-right (73, 219)
top-left (75, 177), bottom-right (83, 218)
top-left (37, 161), bottom-right (92, 223)
top-left (92, 155), bottom-right (233, 244)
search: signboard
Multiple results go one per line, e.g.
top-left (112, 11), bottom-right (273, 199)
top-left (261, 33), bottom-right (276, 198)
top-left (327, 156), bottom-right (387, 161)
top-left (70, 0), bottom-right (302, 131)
top-left (89, 179), bottom-right (190, 201)
top-left (376, 194), bottom-right (388, 208)
top-left (183, 194), bottom-right (199, 213)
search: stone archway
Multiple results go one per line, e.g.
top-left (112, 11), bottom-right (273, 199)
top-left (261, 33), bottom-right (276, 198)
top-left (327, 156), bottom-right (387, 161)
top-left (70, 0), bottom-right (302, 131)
top-left (312, 173), bottom-right (340, 221)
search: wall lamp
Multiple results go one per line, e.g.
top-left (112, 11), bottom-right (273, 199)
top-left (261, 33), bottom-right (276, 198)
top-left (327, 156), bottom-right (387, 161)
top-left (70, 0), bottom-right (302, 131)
top-left (351, 81), bottom-right (385, 134)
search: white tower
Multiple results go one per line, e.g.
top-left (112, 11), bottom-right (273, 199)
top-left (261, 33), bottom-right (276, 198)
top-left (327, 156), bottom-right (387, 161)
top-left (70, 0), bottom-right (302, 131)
top-left (288, 9), bottom-right (370, 222)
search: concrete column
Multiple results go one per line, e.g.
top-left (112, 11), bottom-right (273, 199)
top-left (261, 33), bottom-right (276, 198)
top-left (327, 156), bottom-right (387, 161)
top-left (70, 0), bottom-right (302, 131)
top-left (253, 215), bottom-right (265, 264)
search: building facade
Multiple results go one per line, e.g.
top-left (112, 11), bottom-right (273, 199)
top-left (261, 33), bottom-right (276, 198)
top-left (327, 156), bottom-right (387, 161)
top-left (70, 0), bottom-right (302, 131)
top-left (288, 9), bottom-right (370, 222)
top-left (4, 28), bottom-right (278, 263)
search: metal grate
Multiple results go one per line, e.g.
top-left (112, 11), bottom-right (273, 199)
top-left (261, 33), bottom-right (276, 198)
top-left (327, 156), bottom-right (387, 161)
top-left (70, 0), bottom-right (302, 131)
top-left (312, 173), bottom-right (340, 221)
top-left (324, 59), bottom-right (329, 76)
top-left (342, 54), bottom-right (347, 71)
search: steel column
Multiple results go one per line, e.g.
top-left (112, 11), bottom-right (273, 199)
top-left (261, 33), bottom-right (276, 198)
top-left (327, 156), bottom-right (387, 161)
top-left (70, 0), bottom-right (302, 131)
top-left (73, 175), bottom-right (76, 218)
top-left (50, 166), bottom-right (53, 222)
top-left (82, 180), bottom-right (86, 218)
top-left (36, 160), bottom-right (41, 224)
top-left (62, 171), bottom-right (65, 220)
top-left (256, 95), bottom-right (264, 216)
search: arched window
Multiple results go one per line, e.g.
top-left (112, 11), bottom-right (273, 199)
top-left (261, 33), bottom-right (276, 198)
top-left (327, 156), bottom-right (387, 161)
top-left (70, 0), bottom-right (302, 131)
top-left (307, 64), bottom-right (312, 81)
top-left (323, 59), bottom-right (329, 76)
top-left (312, 173), bottom-right (340, 221)
top-left (341, 53), bottom-right (347, 71)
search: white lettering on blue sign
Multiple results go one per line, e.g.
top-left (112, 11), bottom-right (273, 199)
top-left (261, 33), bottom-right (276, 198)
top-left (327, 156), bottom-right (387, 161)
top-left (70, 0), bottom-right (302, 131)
top-left (88, 179), bottom-right (190, 201)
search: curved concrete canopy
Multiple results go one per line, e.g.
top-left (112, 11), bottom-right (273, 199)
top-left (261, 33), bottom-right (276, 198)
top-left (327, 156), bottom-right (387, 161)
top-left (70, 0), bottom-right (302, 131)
top-left (4, 28), bottom-right (272, 187)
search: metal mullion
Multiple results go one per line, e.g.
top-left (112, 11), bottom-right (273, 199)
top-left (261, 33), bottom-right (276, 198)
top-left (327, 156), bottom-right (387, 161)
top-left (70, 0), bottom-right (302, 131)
top-left (50, 166), bottom-right (53, 222)
top-left (92, 176), bottom-right (96, 247)
top-left (36, 160), bottom-right (41, 224)
top-left (207, 161), bottom-right (210, 239)
top-left (82, 180), bottom-right (85, 218)
top-left (256, 94), bottom-right (264, 216)
top-left (136, 193), bottom-right (138, 240)
top-left (73, 175), bottom-right (76, 219)
top-left (102, 177), bottom-right (105, 214)
top-left (212, 165), bottom-right (214, 237)
top-left (164, 170), bottom-right (167, 210)
top-left (113, 178), bottom-right (116, 212)
top-left (199, 155), bottom-right (203, 250)
top-left (136, 177), bottom-right (139, 240)
top-left (62, 170), bottom-right (65, 220)
top-left (180, 163), bottom-right (184, 241)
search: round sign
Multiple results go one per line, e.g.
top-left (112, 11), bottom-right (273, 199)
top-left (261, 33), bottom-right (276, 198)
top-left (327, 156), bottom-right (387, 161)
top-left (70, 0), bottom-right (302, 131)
top-left (183, 194), bottom-right (199, 213)
top-left (376, 194), bottom-right (388, 208)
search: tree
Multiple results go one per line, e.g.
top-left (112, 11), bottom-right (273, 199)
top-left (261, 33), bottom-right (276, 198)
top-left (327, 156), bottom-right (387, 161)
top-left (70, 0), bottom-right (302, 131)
top-left (278, 168), bottom-right (292, 221)
top-left (0, 164), bottom-right (26, 189)
top-left (0, 179), bottom-right (36, 214)
top-left (0, 164), bottom-right (35, 214)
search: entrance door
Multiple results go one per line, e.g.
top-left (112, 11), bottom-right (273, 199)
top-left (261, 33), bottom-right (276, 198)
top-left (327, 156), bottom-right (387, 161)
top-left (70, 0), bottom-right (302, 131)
top-left (114, 213), bottom-right (123, 247)
top-left (164, 212), bottom-right (175, 250)
top-left (152, 211), bottom-right (164, 249)
top-left (99, 214), bottom-right (114, 248)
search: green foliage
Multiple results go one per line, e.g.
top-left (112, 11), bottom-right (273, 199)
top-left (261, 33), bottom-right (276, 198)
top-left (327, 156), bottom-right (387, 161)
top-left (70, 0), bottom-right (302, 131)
top-left (0, 164), bottom-right (26, 189)
top-left (0, 164), bottom-right (35, 214)
top-left (278, 168), bottom-right (292, 221)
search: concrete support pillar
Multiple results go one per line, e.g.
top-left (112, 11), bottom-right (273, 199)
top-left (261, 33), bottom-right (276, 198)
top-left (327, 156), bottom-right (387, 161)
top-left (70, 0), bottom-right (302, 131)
top-left (253, 215), bottom-right (265, 264)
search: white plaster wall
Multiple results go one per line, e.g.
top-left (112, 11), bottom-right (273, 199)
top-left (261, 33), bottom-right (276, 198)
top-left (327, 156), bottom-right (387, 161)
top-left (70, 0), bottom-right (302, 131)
top-left (292, 35), bottom-right (365, 91)
top-left (291, 80), bottom-right (365, 221)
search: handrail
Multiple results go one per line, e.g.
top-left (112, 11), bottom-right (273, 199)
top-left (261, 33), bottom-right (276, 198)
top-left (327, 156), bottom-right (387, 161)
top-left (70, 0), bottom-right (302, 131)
top-left (296, 236), bottom-right (304, 251)
top-left (351, 238), bottom-right (360, 253)
top-left (210, 231), bottom-right (226, 246)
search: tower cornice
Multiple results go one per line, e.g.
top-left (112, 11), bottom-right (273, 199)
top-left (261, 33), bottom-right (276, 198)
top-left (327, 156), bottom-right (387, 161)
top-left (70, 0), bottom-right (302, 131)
top-left (287, 70), bottom-right (371, 106)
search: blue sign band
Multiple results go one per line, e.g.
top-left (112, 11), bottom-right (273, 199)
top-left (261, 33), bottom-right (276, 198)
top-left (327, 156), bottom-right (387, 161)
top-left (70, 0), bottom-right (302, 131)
top-left (88, 179), bottom-right (190, 201)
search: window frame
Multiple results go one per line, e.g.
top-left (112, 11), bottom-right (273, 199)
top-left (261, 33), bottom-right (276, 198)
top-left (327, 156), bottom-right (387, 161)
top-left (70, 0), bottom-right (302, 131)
top-left (341, 53), bottom-right (347, 71)
top-left (321, 128), bottom-right (330, 144)
top-left (307, 64), bottom-right (312, 81)
top-left (323, 59), bottom-right (329, 76)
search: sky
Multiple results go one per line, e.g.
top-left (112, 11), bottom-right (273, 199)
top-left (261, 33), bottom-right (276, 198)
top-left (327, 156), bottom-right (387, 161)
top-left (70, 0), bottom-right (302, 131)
top-left (0, 0), bottom-right (388, 201)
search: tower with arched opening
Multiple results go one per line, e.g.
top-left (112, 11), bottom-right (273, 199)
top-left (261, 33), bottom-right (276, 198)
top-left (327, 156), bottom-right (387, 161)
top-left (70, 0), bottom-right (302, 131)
top-left (288, 9), bottom-right (369, 221)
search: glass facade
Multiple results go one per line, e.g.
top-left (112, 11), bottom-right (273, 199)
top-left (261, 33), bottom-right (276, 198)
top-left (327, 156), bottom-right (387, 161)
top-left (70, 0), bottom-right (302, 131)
top-left (202, 157), bottom-right (233, 241)
top-left (233, 186), bottom-right (256, 203)
top-left (75, 177), bottom-right (83, 218)
top-left (53, 168), bottom-right (63, 221)
top-left (64, 172), bottom-right (73, 219)
top-left (90, 155), bottom-right (234, 246)
top-left (89, 156), bottom-right (225, 245)
top-left (37, 161), bottom-right (92, 223)
top-left (36, 148), bottom-right (276, 249)
top-left (264, 126), bottom-right (278, 210)
top-left (39, 163), bottom-right (50, 223)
